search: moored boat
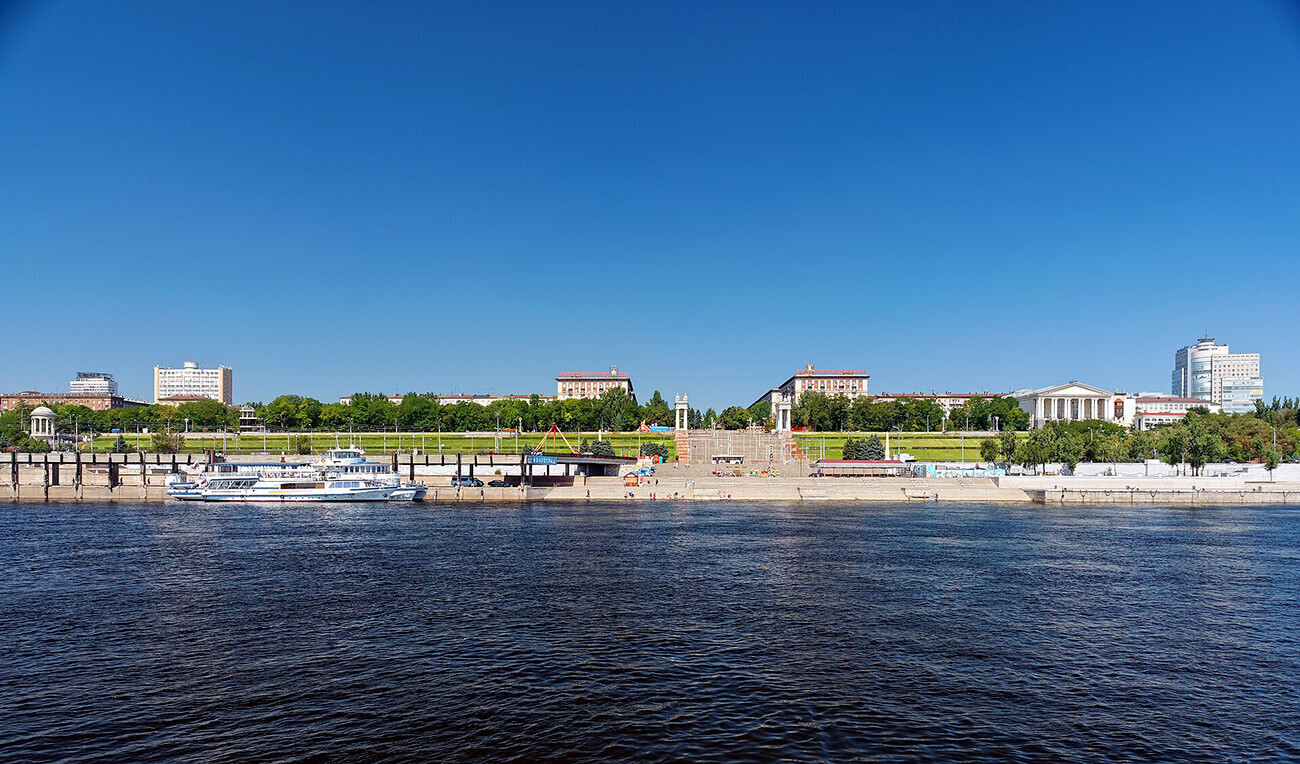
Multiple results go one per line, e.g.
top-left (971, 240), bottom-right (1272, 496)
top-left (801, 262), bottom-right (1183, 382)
top-left (172, 474), bottom-right (396, 502)
top-left (319, 448), bottom-right (427, 501)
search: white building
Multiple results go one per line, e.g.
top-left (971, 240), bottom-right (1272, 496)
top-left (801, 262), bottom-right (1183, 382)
top-left (1129, 395), bottom-right (1221, 431)
top-left (70, 372), bottom-right (118, 396)
top-left (154, 361), bottom-right (233, 405)
top-left (1014, 382), bottom-right (1115, 429)
top-left (1171, 337), bottom-right (1263, 414)
top-left (239, 405), bottom-right (263, 433)
top-left (437, 394), bottom-right (557, 406)
top-left (556, 366), bottom-right (635, 401)
top-left (29, 406), bottom-right (56, 442)
top-left (339, 394), bottom-right (405, 406)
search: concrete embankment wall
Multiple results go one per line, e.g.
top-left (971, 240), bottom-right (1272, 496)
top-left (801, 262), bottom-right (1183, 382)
top-left (2, 452), bottom-right (200, 503)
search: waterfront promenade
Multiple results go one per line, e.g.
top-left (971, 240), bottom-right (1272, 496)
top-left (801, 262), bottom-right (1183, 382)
top-left (5, 451), bottom-right (1299, 505)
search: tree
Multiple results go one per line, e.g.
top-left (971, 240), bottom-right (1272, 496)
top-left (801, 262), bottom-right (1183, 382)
top-left (850, 398), bottom-right (899, 432)
top-left (639, 442), bottom-right (670, 460)
top-left (1015, 429), bottom-right (1053, 474)
top-left (864, 435), bottom-right (885, 460)
top-left (1157, 428), bottom-right (1189, 474)
top-left (1127, 430), bottom-right (1157, 462)
top-left (320, 402), bottom-right (356, 431)
top-left (346, 393), bottom-right (398, 430)
top-left (792, 393), bottom-right (849, 431)
top-left (398, 394), bottom-right (442, 431)
top-left (260, 395), bottom-right (310, 430)
top-left (1095, 433), bottom-right (1128, 469)
top-left (748, 399), bottom-right (771, 427)
top-left (586, 439), bottom-right (616, 458)
top-left (1051, 429), bottom-right (1085, 472)
top-left (719, 406), bottom-right (752, 430)
top-left (945, 395), bottom-right (1030, 432)
top-left (293, 435), bottom-right (312, 455)
top-left (900, 399), bottom-right (945, 432)
top-left (596, 388), bottom-right (639, 431)
top-left (111, 434), bottom-right (132, 453)
top-left (149, 431), bottom-right (183, 454)
top-left (1185, 422), bottom-right (1224, 477)
top-left (979, 438), bottom-right (1000, 463)
top-left (1264, 447), bottom-right (1281, 479)
top-left (998, 431), bottom-right (1019, 464)
top-left (642, 391), bottom-right (672, 427)
top-left (842, 437), bottom-right (864, 459)
top-left (176, 399), bottom-right (238, 430)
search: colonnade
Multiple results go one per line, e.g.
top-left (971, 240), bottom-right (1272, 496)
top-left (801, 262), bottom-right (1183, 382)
top-left (1035, 396), bottom-right (1110, 423)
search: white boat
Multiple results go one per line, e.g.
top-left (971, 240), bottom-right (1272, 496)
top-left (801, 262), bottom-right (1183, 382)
top-left (319, 448), bottom-right (428, 501)
top-left (166, 460), bottom-right (317, 500)
top-left (172, 474), bottom-right (396, 502)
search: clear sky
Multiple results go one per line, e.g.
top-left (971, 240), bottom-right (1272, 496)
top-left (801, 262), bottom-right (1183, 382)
top-left (2, 1), bottom-right (1298, 408)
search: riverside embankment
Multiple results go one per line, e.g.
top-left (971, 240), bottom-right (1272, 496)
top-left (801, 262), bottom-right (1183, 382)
top-left (4, 452), bottom-right (1300, 505)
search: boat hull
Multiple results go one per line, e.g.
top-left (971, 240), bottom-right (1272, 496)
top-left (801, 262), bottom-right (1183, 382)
top-left (172, 487), bottom-right (395, 502)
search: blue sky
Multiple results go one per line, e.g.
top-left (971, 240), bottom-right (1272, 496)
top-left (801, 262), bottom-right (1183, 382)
top-left (2, 1), bottom-right (1298, 408)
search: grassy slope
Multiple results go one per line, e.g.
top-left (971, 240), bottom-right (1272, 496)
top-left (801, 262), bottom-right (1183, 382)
top-left (91, 431), bottom-right (679, 458)
top-left (793, 432), bottom-right (1023, 461)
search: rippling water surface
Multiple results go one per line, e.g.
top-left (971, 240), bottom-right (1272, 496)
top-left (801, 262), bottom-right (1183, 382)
top-left (2, 500), bottom-right (1298, 762)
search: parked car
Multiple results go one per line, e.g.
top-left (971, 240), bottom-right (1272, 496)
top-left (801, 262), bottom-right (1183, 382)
top-left (451, 476), bottom-right (483, 487)
top-left (487, 479), bottom-right (509, 487)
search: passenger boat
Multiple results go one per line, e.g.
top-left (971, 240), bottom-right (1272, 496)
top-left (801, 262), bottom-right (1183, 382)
top-left (165, 449), bottom-right (427, 502)
top-left (319, 448), bottom-right (428, 501)
top-left (171, 474), bottom-right (397, 502)
top-left (165, 461), bottom-right (317, 499)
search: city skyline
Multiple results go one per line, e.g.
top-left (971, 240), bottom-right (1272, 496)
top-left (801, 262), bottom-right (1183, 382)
top-left (0, 331), bottom-right (1277, 412)
top-left (2, 3), bottom-right (1298, 407)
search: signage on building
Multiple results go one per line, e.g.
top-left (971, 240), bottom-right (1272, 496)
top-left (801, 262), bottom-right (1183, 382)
top-left (526, 454), bottom-right (558, 465)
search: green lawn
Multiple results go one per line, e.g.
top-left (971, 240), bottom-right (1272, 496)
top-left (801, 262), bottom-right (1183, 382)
top-left (91, 431), bottom-right (678, 458)
top-left (793, 432), bottom-right (1021, 462)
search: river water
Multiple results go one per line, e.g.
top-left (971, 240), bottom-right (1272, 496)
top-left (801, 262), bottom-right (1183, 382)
top-left (1, 501), bottom-right (1297, 762)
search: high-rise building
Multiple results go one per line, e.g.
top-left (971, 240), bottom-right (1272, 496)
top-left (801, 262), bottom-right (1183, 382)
top-left (1171, 337), bottom-right (1262, 414)
top-left (70, 372), bottom-right (118, 396)
top-left (154, 361), bottom-right (233, 405)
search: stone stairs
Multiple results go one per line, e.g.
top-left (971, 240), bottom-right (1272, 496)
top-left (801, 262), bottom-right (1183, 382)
top-left (784, 433), bottom-right (806, 462)
top-left (675, 430), bottom-right (691, 464)
top-left (678, 428), bottom-right (803, 467)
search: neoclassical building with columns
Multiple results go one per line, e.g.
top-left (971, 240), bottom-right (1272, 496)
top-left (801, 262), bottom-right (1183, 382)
top-left (1014, 382), bottom-right (1116, 429)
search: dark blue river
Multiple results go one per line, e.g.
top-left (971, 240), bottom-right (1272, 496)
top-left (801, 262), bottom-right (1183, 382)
top-left (2, 501), bottom-right (1298, 762)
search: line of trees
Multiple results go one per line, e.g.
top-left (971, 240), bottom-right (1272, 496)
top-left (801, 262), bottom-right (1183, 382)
top-left (789, 393), bottom-right (1031, 432)
top-left (0, 389), bottom-right (683, 437)
top-left (980, 409), bottom-right (1300, 474)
